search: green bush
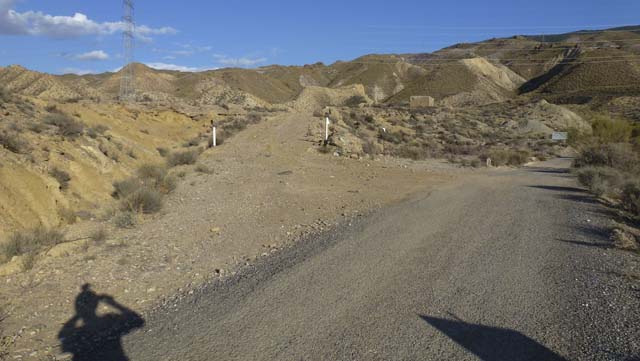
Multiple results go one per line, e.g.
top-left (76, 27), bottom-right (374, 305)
top-left (592, 116), bottom-right (633, 143)
top-left (44, 113), bottom-right (84, 138)
top-left (621, 182), bottom-right (640, 216)
top-left (574, 143), bottom-right (639, 173)
top-left (167, 149), bottom-right (200, 167)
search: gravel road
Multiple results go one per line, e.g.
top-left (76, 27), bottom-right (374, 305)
top-left (95, 158), bottom-right (640, 361)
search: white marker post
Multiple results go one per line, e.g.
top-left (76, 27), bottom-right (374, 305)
top-left (325, 116), bottom-right (330, 143)
top-left (212, 126), bottom-right (217, 147)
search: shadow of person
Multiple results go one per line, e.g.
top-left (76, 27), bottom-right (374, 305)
top-left (421, 315), bottom-right (567, 361)
top-left (58, 284), bottom-right (145, 361)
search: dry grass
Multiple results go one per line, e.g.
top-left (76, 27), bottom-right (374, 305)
top-left (114, 211), bottom-right (136, 228)
top-left (43, 113), bottom-right (84, 138)
top-left (120, 188), bottom-right (163, 214)
top-left (576, 167), bottom-right (625, 197)
top-left (112, 163), bottom-right (177, 217)
top-left (574, 143), bottom-right (638, 173)
top-left (89, 228), bottom-right (108, 244)
top-left (0, 226), bottom-right (64, 264)
top-left (195, 164), bottom-right (214, 174)
top-left (0, 130), bottom-right (29, 154)
top-left (484, 149), bottom-right (531, 167)
top-left (167, 149), bottom-right (200, 167)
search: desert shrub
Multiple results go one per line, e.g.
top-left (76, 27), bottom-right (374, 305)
top-left (184, 137), bottom-right (202, 147)
top-left (576, 167), bottom-right (625, 197)
top-left (59, 207), bottom-right (77, 224)
top-left (379, 130), bottom-right (402, 144)
top-left (246, 113), bottom-right (262, 124)
top-left (485, 149), bottom-right (530, 166)
top-left (44, 113), bottom-right (84, 138)
top-left (112, 178), bottom-right (141, 199)
top-left (1, 226), bottom-right (64, 262)
top-left (361, 140), bottom-right (379, 156)
top-left (49, 167), bottom-right (71, 190)
top-left (21, 252), bottom-right (36, 271)
top-left (157, 147), bottom-right (169, 157)
top-left (574, 143), bottom-right (639, 173)
top-left (86, 124), bottom-right (108, 139)
top-left (89, 228), bottom-right (108, 244)
top-left (0, 87), bottom-right (9, 103)
top-left (0, 131), bottom-right (28, 154)
top-left (460, 158), bottom-right (482, 168)
top-left (225, 117), bottom-right (248, 132)
top-left (167, 149), bottom-right (199, 167)
top-left (28, 122), bottom-right (47, 134)
top-left (44, 104), bottom-right (58, 113)
top-left (592, 116), bottom-right (633, 143)
top-left (120, 188), bottom-right (163, 214)
top-left (114, 211), bottom-right (136, 228)
top-left (621, 182), bottom-right (640, 216)
top-left (344, 95), bottom-right (367, 108)
top-left (195, 164), bottom-right (214, 174)
top-left (113, 164), bottom-right (176, 215)
top-left (394, 145), bottom-right (429, 160)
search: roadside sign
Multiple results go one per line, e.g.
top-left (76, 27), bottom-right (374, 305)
top-left (552, 132), bottom-right (568, 141)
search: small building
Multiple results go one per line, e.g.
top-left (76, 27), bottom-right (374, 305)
top-left (410, 96), bottom-right (435, 109)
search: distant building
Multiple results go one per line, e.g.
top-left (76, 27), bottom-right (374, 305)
top-left (410, 96), bottom-right (435, 108)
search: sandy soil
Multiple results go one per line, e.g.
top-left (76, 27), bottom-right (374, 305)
top-left (1, 112), bottom-right (463, 360)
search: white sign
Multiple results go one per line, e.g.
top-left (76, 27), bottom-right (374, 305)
top-left (552, 132), bottom-right (568, 141)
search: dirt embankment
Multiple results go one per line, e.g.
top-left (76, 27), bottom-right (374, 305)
top-left (0, 99), bottom-right (208, 238)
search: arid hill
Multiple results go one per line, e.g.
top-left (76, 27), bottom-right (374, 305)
top-left (2, 26), bottom-right (638, 110)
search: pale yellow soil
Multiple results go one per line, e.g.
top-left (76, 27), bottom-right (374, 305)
top-left (1, 112), bottom-right (462, 360)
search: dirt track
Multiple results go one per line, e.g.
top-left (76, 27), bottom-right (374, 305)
top-left (97, 158), bottom-right (639, 360)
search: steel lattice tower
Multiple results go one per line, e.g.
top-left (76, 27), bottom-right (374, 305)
top-left (119, 0), bottom-right (135, 101)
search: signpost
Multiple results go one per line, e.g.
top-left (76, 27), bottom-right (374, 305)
top-left (325, 116), bottom-right (330, 143)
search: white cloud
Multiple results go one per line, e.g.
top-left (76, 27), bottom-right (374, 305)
top-left (60, 67), bottom-right (97, 75)
top-left (213, 55), bottom-right (267, 68)
top-left (74, 50), bottom-right (109, 61)
top-left (145, 62), bottom-right (215, 72)
top-left (0, 0), bottom-right (176, 39)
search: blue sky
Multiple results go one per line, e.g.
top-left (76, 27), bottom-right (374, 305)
top-left (0, 0), bottom-right (638, 74)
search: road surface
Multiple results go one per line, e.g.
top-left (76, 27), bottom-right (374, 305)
top-left (99, 159), bottom-right (639, 360)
